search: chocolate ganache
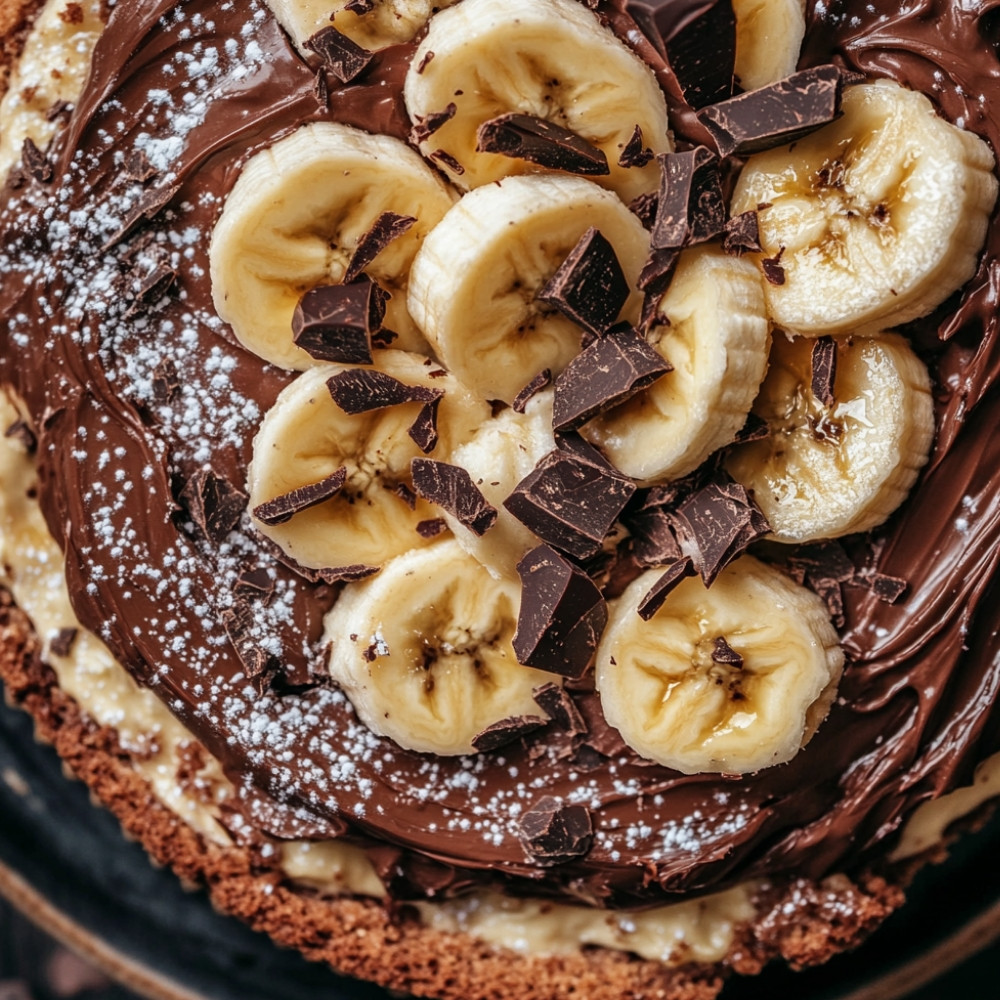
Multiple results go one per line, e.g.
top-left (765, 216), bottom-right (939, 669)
top-left (2, 0), bottom-right (1000, 908)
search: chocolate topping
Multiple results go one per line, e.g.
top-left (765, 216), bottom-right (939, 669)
top-left (178, 470), bottom-right (247, 545)
top-left (661, 0), bottom-right (736, 108)
top-left (252, 468), bottom-right (348, 527)
top-left (472, 716), bottom-right (547, 753)
top-left (4, 419), bottom-right (36, 453)
top-left (722, 210), bottom-right (764, 257)
top-left (409, 102), bottom-right (457, 144)
top-left (327, 368), bottom-right (439, 414)
top-left (304, 25), bottom-right (373, 83)
top-left (411, 459), bottom-right (498, 536)
top-left (415, 518), bottom-right (447, 539)
top-left (292, 278), bottom-right (387, 365)
top-left (408, 395), bottom-right (443, 454)
top-left (49, 627), bottom-right (79, 658)
top-left (518, 796), bottom-right (594, 866)
top-left (651, 147), bottom-right (726, 250)
top-left (811, 336), bottom-right (838, 406)
top-left (343, 212), bottom-right (417, 284)
top-left (711, 636), bottom-right (743, 668)
top-left (618, 125), bottom-right (654, 168)
top-left (637, 556), bottom-right (696, 621)
top-left (22, 137), bottom-right (52, 183)
top-left (532, 682), bottom-right (587, 736)
top-left (512, 370), bottom-right (552, 414)
top-left (475, 113), bottom-right (610, 176)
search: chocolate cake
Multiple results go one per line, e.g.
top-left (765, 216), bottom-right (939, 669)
top-left (2, 1), bottom-right (1000, 997)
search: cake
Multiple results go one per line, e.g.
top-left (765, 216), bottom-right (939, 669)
top-left (2, 1), bottom-right (1000, 998)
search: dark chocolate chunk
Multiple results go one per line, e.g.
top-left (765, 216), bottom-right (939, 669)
top-left (411, 458), bottom-right (498, 536)
top-left (327, 368), bottom-right (440, 414)
top-left (761, 249), bottom-right (786, 285)
top-left (343, 212), bottom-right (417, 284)
top-left (415, 49), bottom-right (435, 74)
top-left (45, 98), bottom-right (73, 122)
top-left (410, 102), bottom-right (457, 144)
top-left (651, 147), bottom-right (726, 251)
top-left (697, 65), bottom-right (847, 158)
top-left (429, 148), bottom-right (465, 175)
top-left (552, 325), bottom-right (672, 432)
top-left (344, 0), bottom-right (375, 12)
top-left (618, 125), bottom-right (654, 168)
top-left (476, 113), bottom-right (610, 176)
top-left (317, 564), bottom-right (380, 583)
top-left (234, 567), bottom-right (275, 604)
top-left (533, 682), bottom-right (587, 736)
top-left (712, 636), bottom-right (744, 668)
top-left (129, 260), bottom-right (177, 314)
top-left (22, 137), bottom-right (52, 183)
top-left (518, 795), bottom-right (594, 865)
top-left (293, 278), bottom-right (387, 365)
top-left (638, 252), bottom-right (679, 332)
top-left (416, 518), bottom-right (448, 539)
top-left (625, 505), bottom-right (683, 567)
top-left (101, 180), bottom-right (183, 251)
top-left (221, 601), bottom-right (278, 691)
top-left (811, 336), bottom-right (838, 406)
top-left (304, 25), bottom-right (373, 83)
top-left (4, 419), bottom-right (37, 453)
top-left (49, 627), bottom-right (79, 657)
top-left (722, 211), bottom-right (764, 257)
top-left (637, 557), bottom-right (695, 620)
top-left (125, 149), bottom-right (157, 182)
top-left (151, 358), bottom-right (180, 405)
top-left (472, 715), bottom-right (547, 752)
top-left (731, 412), bottom-right (770, 445)
top-left (393, 482), bottom-right (418, 509)
top-left (179, 469), bottom-right (247, 545)
top-left (408, 394), bottom-right (443, 454)
top-left (512, 369), bottom-right (552, 413)
top-left (513, 545), bottom-right (608, 678)
top-left (630, 190), bottom-right (659, 230)
top-left (663, 0), bottom-right (736, 108)
top-left (252, 468), bottom-right (347, 526)
top-left (538, 228), bottom-right (630, 337)
top-left (868, 572), bottom-right (908, 604)
top-left (505, 446), bottom-right (635, 561)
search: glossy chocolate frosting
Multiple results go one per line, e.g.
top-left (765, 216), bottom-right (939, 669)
top-left (2, 0), bottom-right (1000, 907)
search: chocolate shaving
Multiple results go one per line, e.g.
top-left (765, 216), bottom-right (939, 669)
top-left (711, 636), bottom-right (744, 668)
top-left (179, 469), bottom-right (247, 545)
top-left (221, 601), bottom-right (278, 691)
top-left (697, 65), bottom-right (848, 158)
top-left (304, 25), bottom-right (373, 83)
top-left (476, 113), bottom-right (610, 176)
top-left (344, 0), bottom-right (375, 12)
top-left (513, 545), bottom-right (608, 679)
top-left (234, 567), bottom-right (275, 604)
top-left (618, 125), bottom-right (654, 168)
top-left (125, 149), bottom-right (157, 182)
top-left (101, 181), bottom-right (183, 251)
top-left (293, 278), bottom-right (387, 365)
top-left (45, 98), bottom-right (73, 122)
top-left (344, 212), bottom-right (417, 284)
top-left (415, 49), bottom-right (435, 74)
top-left (722, 211), bottom-right (764, 257)
top-left (411, 458), bottom-right (498, 536)
top-left (408, 394), bottom-right (442, 454)
top-left (4, 419), bottom-right (37, 453)
top-left (252, 468), bottom-right (347, 526)
top-left (552, 325), bottom-right (672, 432)
top-left (651, 147), bottom-right (726, 251)
top-left (505, 445), bottom-right (635, 561)
top-left (327, 368), bottom-right (439, 414)
top-left (410, 102), bottom-right (457, 144)
top-left (663, 0), bottom-right (736, 108)
top-left (512, 369), bottom-right (552, 413)
top-left (811, 336), bottom-right (838, 406)
top-left (638, 252), bottom-right (680, 332)
top-left (416, 518), bottom-right (447, 539)
top-left (731, 412), bottom-right (770, 445)
top-left (22, 137), bottom-right (52, 183)
top-left (518, 795), bottom-right (594, 865)
top-left (762, 248), bottom-right (786, 285)
top-left (318, 564), bottom-right (380, 584)
top-left (538, 228), bottom-right (630, 337)
top-left (533, 682), bottom-right (587, 736)
top-left (472, 715), bottom-right (547, 752)
top-left (637, 557), bottom-right (695, 620)
top-left (429, 148), bottom-right (464, 175)
top-left (625, 505), bottom-right (683, 567)
top-left (49, 627), bottom-right (79, 657)
top-left (393, 482), bottom-right (417, 509)
top-left (868, 572), bottom-right (908, 604)
top-left (128, 260), bottom-right (177, 314)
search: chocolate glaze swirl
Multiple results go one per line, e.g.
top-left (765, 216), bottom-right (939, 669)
top-left (1, 0), bottom-right (1000, 907)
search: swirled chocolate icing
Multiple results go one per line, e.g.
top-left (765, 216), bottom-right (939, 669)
top-left (1, 0), bottom-right (999, 908)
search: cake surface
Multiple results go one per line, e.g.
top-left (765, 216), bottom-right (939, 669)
top-left (1, 0), bottom-right (1000, 997)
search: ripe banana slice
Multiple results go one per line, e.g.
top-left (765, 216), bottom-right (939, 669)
top-left (731, 0), bottom-right (806, 91)
top-left (444, 390), bottom-right (556, 581)
top-left (731, 80), bottom-right (998, 337)
top-left (403, 0), bottom-right (671, 203)
top-left (579, 246), bottom-right (770, 485)
top-left (724, 332), bottom-right (934, 544)
top-left (265, 0), bottom-right (458, 55)
top-left (408, 174), bottom-right (650, 404)
top-left (210, 122), bottom-right (456, 370)
top-left (596, 556), bottom-right (844, 775)
top-left (248, 351), bottom-right (489, 570)
top-left (326, 540), bottom-right (555, 755)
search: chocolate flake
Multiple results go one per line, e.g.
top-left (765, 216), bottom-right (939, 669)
top-left (868, 572), bottom-right (908, 604)
top-left (518, 795), bottom-right (594, 865)
top-left (533, 682), bottom-right (587, 736)
top-left (618, 125), bottom-right (654, 168)
top-left (22, 137), bottom-right (52, 183)
top-left (505, 445), bottom-right (635, 561)
top-left (411, 458), bottom-right (498, 536)
top-left (344, 212), bottom-right (417, 284)
top-left (472, 715), bottom-right (547, 752)
top-left (317, 564), bottom-right (380, 584)
top-left (722, 211), bottom-right (764, 257)
top-left (552, 325), bottom-right (672, 432)
top-left (416, 518), bottom-right (448, 539)
top-left (293, 278), bottom-right (387, 365)
top-left (253, 468), bottom-right (347, 526)
top-left (234, 567), bottom-right (275, 604)
top-left (512, 369), bottom-right (552, 413)
top-left (304, 25), bottom-right (373, 83)
top-left (129, 259), bottom-right (177, 314)
top-left (651, 148), bottom-right (726, 251)
top-left (45, 99), bottom-right (73, 122)
top-left (327, 368), bottom-right (440, 414)
top-left (663, 0), bottom-right (736, 108)
top-left (344, 0), bottom-right (375, 12)
top-left (393, 482), bottom-right (418, 509)
top-left (221, 601), bottom-right (278, 691)
top-left (697, 65), bottom-right (848, 158)
top-left (408, 394), bottom-right (442, 454)
top-left (538, 228), bottom-right (630, 337)
top-left (513, 545), bottom-right (608, 678)
top-left (49, 627), bottom-right (79, 657)
top-left (712, 636), bottom-right (744, 668)
top-left (179, 469), bottom-right (247, 545)
top-left (811, 336), bottom-right (838, 406)
top-left (4, 419), bottom-right (37, 453)
top-left (125, 149), bottom-right (157, 182)
top-left (416, 49), bottom-right (435, 74)
top-left (410, 102), bottom-right (457, 145)
top-left (637, 557), bottom-right (695, 620)
top-left (762, 248), bottom-right (786, 286)
top-left (429, 148), bottom-right (465, 175)
top-left (629, 190), bottom-right (659, 230)
top-left (731, 412), bottom-right (770, 445)
top-left (476, 113), bottom-right (610, 176)
top-left (625, 505), bottom-right (683, 568)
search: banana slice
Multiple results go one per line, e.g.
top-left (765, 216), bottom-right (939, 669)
top-left (403, 0), bottom-right (671, 203)
top-left (596, 556), bottom-right (843, 775)
top-left (326, 540), bottom-right (555, 755)
top-left (731, 0), bottom-right (806, 91)
top-left (265, 0), bottom-right (458, 54)
top-left (248, 351), bottom-right (489, 570)
top-left (731, 80), bottom-right (998, 337)
top-left (724, 332), bottom-right (934, 544)
top-left (408, 174), bottom-right (650, 404)
top-left (210, 122), bottom-right (456, 370)
top-left (444, 390), bottom-right (556, 581)
top-left (579, 245), bottom-right (770, 485)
